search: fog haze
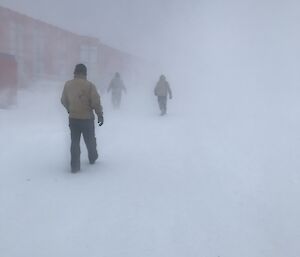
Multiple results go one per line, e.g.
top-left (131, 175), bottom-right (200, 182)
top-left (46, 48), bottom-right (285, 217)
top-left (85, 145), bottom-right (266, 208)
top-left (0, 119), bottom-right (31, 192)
top-left (0, 0), bottom-right (200, 62)
top-left (1, 1), bottom-right (300, 257)
top-left (2, 0), bottom-right (300, 85)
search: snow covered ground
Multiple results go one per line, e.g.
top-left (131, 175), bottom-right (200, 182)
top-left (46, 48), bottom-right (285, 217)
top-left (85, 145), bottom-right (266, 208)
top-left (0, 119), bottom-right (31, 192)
top-left (1, 79), bottom-right (300, 257)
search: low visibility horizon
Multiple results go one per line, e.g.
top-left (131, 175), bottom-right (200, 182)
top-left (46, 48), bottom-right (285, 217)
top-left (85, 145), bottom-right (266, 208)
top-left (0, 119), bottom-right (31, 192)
top-left (1, 1), bottom-right (300, 257)
top-left (1, 0), bottom-right (300, 90)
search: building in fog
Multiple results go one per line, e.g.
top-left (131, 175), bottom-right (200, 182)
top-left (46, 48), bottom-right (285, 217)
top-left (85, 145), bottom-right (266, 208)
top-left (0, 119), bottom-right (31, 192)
top-left (0, 5), bottom-right (142, 92)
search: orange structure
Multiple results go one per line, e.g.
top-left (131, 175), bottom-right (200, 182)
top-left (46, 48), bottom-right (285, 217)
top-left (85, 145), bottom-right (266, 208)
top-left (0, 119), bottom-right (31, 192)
top-left (0, 52), bottom-right (17, 107)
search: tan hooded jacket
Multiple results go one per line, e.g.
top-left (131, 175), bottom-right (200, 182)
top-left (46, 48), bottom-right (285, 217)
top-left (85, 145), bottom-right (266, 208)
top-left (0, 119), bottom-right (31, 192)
top-left (61, 75), bottom-right (103, 119)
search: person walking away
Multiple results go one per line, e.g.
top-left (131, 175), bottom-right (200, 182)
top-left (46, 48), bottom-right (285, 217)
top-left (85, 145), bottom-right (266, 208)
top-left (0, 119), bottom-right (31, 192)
top-left (154, 75), bottom-right (172, 115)
top-left (107, 72), bottom-right (126, 109)
top-left (61, 64), bottom-right (104, 173)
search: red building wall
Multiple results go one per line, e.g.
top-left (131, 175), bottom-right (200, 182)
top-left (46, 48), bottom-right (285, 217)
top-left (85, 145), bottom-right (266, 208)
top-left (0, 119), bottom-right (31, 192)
top-left (0, 5), bottom-right (135, 89)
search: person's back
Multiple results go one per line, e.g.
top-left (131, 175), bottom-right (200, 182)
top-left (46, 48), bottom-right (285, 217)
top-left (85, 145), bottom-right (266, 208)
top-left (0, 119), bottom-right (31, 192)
top-left (108, 73), bottom-right (126, 94)
top-left (154, 79), bottom-right (171, 97)
top-left (111, 78), bottom-right (124, 93)
top-left (62, 75), bottom-right (101, 119)
top-left (61, 64), bottom-right (103, 173)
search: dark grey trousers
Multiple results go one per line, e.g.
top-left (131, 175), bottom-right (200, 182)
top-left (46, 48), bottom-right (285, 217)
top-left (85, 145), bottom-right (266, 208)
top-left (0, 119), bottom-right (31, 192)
top-left (69, 118), bottom-right (98, 171)
top-left (157, 96), bottom-right (167, 115)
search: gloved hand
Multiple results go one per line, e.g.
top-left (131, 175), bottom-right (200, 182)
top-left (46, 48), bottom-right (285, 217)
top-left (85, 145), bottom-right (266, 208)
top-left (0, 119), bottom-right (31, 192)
top-left (169, 95), bottom-right (172, 100)
top-left (98, 115), bottom-right (104, 126)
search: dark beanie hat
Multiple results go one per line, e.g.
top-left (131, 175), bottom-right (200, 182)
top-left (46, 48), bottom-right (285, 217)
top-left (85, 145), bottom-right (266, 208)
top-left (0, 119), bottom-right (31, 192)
top-left (74, 64), bottom-right (87, 75)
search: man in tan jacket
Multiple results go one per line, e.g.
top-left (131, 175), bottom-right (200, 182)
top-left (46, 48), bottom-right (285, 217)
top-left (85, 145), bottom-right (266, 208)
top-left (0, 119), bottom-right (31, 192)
top-left (61, 64), bottom-right (103, 173)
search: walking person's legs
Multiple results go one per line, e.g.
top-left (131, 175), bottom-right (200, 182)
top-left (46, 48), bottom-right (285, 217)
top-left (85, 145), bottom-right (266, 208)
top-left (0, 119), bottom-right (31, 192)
top-left (69, 119), bottom-right (82, 172)
top-left (158, 96), bottom-right (167, 115)
top-left (82, 119), bottom-right (98, 164)
top-left (112, 92), bottom-right (121, 109)
top-left (116, 93), bottom-right (121, 109)
top-left (162, 97), bottom-right (167, 115)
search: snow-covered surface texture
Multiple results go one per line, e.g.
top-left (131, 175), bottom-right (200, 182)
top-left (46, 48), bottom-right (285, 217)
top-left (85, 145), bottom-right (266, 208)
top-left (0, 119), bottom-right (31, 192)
top-left (1, 80), bottom-right (300, 257)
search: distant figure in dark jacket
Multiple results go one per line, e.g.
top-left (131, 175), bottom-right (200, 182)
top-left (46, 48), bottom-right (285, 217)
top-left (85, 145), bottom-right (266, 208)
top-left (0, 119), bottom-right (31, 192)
top-left (154, 75), bottom-right (172, 115)
top-left (107, 72), bottom-right (126, 109)
top-left (61, 64), bottom-right (104, 173)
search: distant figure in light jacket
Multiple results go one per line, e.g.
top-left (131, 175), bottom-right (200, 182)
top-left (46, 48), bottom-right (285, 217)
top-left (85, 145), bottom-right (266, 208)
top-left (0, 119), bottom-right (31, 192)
top-left (154, 74), bottom-right (172, 116)
top-left (107, 72), bottom-right (126, 109)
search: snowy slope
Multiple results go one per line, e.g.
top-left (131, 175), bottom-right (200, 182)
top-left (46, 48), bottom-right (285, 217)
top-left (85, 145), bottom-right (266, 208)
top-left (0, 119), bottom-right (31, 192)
top-left (1, 80), bottom-right (300, 257)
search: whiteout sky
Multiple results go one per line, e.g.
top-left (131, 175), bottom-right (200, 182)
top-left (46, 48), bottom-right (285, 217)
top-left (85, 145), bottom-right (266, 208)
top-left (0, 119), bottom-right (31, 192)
top-left (1, 0), bottom-right (300, 87)
top-left (0, 0), bottom-right (201, 61)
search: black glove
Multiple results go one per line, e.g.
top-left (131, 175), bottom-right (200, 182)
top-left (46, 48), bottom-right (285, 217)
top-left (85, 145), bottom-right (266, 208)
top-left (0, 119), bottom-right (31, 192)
top-left (98, 115), bottom-right (104, 126)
